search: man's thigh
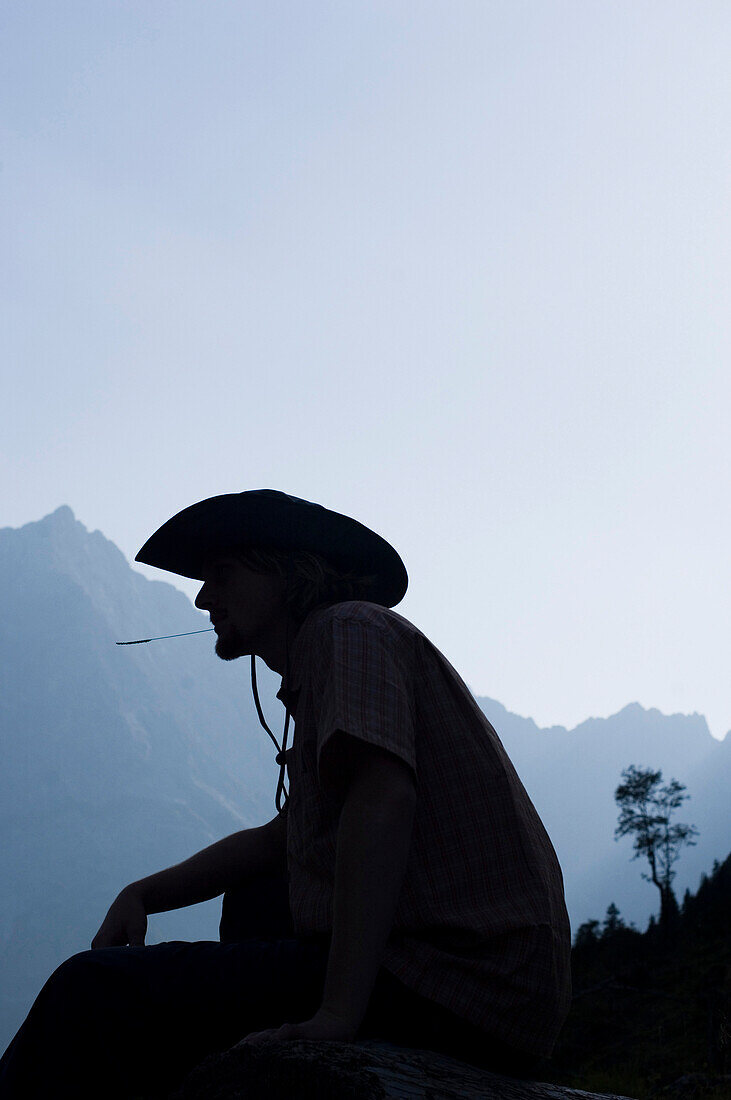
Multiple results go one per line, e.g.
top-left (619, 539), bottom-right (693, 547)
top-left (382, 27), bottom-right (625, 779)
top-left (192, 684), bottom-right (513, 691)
top-left (85, 936), bottom-right (331, 1069)
top-left (121, 937), bottom-right (329, 1031)
top-left (0, 936), bottom-right (330, 1098)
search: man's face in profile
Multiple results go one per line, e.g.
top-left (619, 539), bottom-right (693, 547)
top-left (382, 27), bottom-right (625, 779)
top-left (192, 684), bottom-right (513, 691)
top-left (194, 557), bottom-right (287, 661)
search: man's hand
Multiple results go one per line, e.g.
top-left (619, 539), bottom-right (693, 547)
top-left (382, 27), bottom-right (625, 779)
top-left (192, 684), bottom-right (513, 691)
top-left (91, 885), bottom-right (148, 949)
top-left (237, 1007), bottom-right (357, 1046)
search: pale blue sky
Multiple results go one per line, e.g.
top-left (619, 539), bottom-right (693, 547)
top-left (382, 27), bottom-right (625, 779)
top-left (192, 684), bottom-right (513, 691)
top-left (3, 2), bottom-right (730, 738)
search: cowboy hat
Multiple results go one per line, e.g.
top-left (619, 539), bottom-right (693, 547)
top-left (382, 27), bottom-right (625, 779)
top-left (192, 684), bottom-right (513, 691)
top-left (135, 489), bottom-right (408, 607)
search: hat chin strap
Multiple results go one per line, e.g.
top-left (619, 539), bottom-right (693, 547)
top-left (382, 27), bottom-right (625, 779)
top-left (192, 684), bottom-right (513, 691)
top-left (249, 555), bottom-right (294, 816)
top-left (250, 653), bottom-right (291, 815)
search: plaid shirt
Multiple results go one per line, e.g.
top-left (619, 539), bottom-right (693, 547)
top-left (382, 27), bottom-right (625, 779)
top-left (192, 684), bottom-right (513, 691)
top-left (275, 600), bottom-right (572, 1059)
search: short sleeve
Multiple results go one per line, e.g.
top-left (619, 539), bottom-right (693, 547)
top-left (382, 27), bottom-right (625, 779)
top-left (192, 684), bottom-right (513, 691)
top-left (312, 608), bottom-right (416, 787)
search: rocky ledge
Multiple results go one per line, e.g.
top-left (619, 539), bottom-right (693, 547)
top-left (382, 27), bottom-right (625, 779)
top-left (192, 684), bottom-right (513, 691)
top-left (165, 1038), bottom-right (636, 1099)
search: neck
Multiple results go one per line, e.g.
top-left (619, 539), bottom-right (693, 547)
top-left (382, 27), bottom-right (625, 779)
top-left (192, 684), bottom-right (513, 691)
top-left (255, 613), bottom-right (301, 677)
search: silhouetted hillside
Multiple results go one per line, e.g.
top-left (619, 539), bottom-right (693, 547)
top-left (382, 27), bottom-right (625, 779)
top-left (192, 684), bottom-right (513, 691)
top-left (550, 852), bottom-right (731, 1098)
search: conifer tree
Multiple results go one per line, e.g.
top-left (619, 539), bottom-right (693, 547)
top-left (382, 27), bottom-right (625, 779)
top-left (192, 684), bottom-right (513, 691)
top-left (574, 918), bottom-right (601, 949)
top-left (602, 901), bottom-right (625, 938)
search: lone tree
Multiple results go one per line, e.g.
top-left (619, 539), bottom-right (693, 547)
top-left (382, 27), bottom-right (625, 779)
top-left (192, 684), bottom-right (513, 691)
top-left (614, 765), bottom-right (699, 933)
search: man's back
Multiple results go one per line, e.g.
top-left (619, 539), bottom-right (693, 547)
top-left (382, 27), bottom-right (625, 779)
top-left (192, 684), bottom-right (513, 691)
top-left (276, 599), bottom-right (572, 1061)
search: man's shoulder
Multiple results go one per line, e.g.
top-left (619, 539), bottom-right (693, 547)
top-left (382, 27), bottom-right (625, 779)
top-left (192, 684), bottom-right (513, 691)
top-left (317, 600), bottom-right (420, 637)
top-left (300, 602), bottom-right (425, 662)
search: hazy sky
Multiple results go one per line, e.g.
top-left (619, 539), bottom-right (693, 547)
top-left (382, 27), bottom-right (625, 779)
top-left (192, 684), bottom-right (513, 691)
top-left (3, 3), bottom-right (730, 739)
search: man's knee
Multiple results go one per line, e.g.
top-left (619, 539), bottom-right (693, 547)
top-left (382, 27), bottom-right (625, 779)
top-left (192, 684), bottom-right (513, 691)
top-left (50, 948), bottom-right (98, 984)
top-left (45, 947), bottom-right (136, 1002)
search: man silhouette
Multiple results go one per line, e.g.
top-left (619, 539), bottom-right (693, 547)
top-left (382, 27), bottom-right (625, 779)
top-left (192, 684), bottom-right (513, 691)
top-left (0, 490), bottom-right (571, 1097)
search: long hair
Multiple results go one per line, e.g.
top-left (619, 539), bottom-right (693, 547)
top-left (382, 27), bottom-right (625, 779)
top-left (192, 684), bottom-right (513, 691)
top-left (235, 545), bottom-right (379, 624)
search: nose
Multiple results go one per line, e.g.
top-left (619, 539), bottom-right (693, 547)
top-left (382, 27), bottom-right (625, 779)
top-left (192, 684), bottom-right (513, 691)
top-left (194, 582), bottom-right (211, 611)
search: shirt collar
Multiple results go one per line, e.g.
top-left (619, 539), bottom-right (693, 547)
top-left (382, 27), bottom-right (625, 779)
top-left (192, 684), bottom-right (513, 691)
top-left (275, 605), bottom-right (326, 711)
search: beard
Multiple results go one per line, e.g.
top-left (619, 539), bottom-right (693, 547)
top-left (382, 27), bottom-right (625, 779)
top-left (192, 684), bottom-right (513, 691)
top-left (214, 624), bottom-right (250, 661)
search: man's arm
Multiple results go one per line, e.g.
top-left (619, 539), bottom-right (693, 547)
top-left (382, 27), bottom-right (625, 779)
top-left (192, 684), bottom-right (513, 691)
top-left (317, 733), bottom-right (417, 1032)
top-left (132, 811), bottom-right (288, 913)
top-left (92, 812), bottom-right (288, 949)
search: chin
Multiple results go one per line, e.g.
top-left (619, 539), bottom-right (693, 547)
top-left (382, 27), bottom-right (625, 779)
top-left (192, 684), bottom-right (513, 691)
top-left (214, 628), bottom-right (249, 661)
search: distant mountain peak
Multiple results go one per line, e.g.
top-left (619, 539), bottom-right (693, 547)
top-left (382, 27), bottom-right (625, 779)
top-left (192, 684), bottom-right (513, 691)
top-left (1, 505), bottom-right (87, 541)
top-left (46, 505), bottom-right (80, 526)
top-left (28, 505), bottom-right (86, 534)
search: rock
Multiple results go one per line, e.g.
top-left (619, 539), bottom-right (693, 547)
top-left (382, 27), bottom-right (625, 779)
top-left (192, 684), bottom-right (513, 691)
top-left (650, 1072), bottom-right (731, 1097)
top-left (166, 1038), bottom-right (637, 1099)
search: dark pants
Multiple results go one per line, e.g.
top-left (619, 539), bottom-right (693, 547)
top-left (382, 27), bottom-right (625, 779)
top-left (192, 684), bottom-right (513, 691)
top-left (0, 873), bottom-right (546, 1097)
